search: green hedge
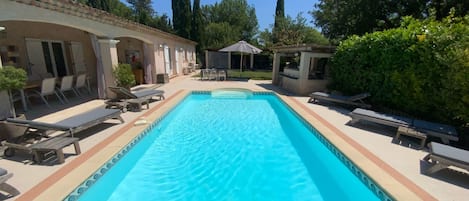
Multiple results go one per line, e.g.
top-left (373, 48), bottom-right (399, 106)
top-left (330, 15), bottom-right (469, 128)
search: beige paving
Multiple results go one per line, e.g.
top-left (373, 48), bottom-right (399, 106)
top-left (1, 73), bottom-right (468, 200)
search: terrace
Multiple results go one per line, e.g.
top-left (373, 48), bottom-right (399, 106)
top-left (0, 73), bottom-right (467, 200)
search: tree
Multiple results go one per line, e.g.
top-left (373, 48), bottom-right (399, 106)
top-left (108, 0), bottom-right (133, 20)
top-left (127, 0), bottom-right (154, 25)
top-left (202, 0), bottom-right (258, 49)
top-left (172, 0), bottom-right (192, 38)
top-left (84, 0), bottom-right (110, 11)
top-left (273, 0), bottom-right (285, 43)
top-left (272, 0), bottom-right (285, 44)
top-left (260, 14), bottom-right (329, 48)
top-left (192, 0), bottom-right (204, 51)
top-left (150, 14), bottom-right (173, 33)
top-left (311, 0), bottom-right (469, 42)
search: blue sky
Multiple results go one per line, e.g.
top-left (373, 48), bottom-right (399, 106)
top-left (150, 0), bottom-right (318, 30)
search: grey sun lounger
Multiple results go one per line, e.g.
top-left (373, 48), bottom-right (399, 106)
top-left (0, 168), bottom-right (19, 197)
top-left (106, 86), bottom-right (165, 112)
top-left (308, 92), bottom-right (371, 108)
top-left (6, 107), bottom-right (124, 137)
top-left (349, 108), bottom-right (458, 144)
top-left (423, 142), bottom-right (469, 174)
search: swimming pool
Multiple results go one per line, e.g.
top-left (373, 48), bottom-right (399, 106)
top-left (67, 90), bottom-right (392, 201)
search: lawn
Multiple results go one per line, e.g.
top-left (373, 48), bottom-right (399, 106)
top-left (193, 69), bottom-right (272, 80)
top-left (227, 69), bottom-right (272, 80)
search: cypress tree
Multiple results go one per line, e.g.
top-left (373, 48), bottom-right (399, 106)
top-left (273, 0), bottom-right (285, 44)
top-left (181, 0), bottom-right (192, 38)
top-left (192, 0), bottom-right (203, 47)
top-left (172, 0), bottom-right (192, 38)
top-left (171, 0), bottom-right (181, 34)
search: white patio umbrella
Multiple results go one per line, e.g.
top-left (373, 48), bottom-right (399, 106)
top-left (219, 41), bottom-right (262, 75)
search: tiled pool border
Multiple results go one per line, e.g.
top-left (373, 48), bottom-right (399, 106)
top-left (65, 90), bottom-right (393, 201)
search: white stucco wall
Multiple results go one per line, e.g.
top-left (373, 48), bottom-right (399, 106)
top-left (0, 1), bottom-right (196, 78)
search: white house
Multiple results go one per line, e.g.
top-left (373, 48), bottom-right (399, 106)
top-left (0, 0), bottom-right (197, 117)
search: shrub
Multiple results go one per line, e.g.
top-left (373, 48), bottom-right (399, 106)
top-left (0, 66), bottom-right (27, 91)
top-left (330, 15), bottom-right (469, 128)
top-left (113, 63), bottom-right (136, 89)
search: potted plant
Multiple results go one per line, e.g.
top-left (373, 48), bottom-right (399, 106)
top-left (0, 66), bottom-right (27, 119)
top-left (0, 66), bottom-right (27, 144)
top-left (113, 63), bottom-right (136, 89)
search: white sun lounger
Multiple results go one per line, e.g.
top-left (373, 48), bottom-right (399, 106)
top-left (423, 142), bottom-right (469, 174)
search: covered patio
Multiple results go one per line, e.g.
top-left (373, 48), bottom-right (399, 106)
top-left (271, 44), bottom-right (335, 95)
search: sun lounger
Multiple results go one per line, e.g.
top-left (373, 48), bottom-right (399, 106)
top-left (106, 86), bottom-right (165, 112)
top-left (423, 142), bottom-right (469, 174)
top-left (349, 108), bottom-right (458, 144)
top-left (5, 107), bottom-right (124, 137)
top-left (412, 119), bottom-right (458, 144)
top-left (308, 92), bottom-right (371, 108)
top-left (2, 108), bottom-right (122, 162)
top-left (0, 168), bottom-right (19, 197)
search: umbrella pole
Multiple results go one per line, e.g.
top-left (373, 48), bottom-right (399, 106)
top-left (239, 53), bottom-right (243, 78)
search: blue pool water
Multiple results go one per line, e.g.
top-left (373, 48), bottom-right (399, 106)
top-left (76, 92), bottom-right (382, 201)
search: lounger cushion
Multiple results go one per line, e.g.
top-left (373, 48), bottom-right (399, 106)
top-left (311, 92), bottom-right (350, 101)
top-left (350, 108), bottom-right (413, 127)
top-left (6, 118), bottom-right (70, 130)
top-left (132, 89), bottom-right (164, 99)
top-left (109, 86), bottom-right (164, 100)
top-left (348, 93), bottom-right (371, 101)
top-left (7, 108), bottom-right (122, 133)
top-left (55, 108), bottom-right (121, 127)
top-left (0, 168), bottom-right (7, 176)
top-left (413, 119), bottom-right (458, 137)
top-left (430, 142), bottom-right (469, 164)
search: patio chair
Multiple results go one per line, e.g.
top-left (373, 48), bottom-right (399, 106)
top-left (105, 86), bottom-right (165, 112)
top-left (349, 108), bottom-right (458, 144)
top-left (57, 75), bottom-right (79, 102)
top-left (217, 69), bottom-right (227, 81)
top-left (26, 77), bottom-right (64, 107)
top-left (74, 73), bottom-right (90, 96)
top-left (423, 142), bottom-right (469, 174)
top-left (0, 168), bottom-right (19, 197)
top-left (308, 92), bottom-right (371, 108)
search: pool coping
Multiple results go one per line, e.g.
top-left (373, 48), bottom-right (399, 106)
top-left (15, 89), bottom-right (436, 201)
top-left (277, 94), bottom-right (436, 201)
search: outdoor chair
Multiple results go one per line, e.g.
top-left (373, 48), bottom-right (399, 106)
top-left (57, 75), bottom-right (79, 102)
top-left (0, 167), bottom-right (19, 198)
top-left (217, 69), bottom-right (227, 81)
top-left (348, 108), bottom-right (459, 144)
top-left (105, 86), bottom-right (165, 112)
top-left (74, 73), bottom-right (90, 96)
top-left (26, 77), bottom-right (64, 107)
top-left (200, 69), bottom-right (210, 80)
top-left (423, 142), bottom-right (469, 174)
top-left (308, 92), bottom-right (371, 108)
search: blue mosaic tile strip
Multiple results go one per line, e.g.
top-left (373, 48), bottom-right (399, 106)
top-left (274, 94), bottom-right (394, 201)
top-left (65, 90), bottom-right (393, 201)
top-left (64, 95), bottom-right (185, 200)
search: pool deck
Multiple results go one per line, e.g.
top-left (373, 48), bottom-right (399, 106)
top-left (1, 74), bottom-right (468, 200)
